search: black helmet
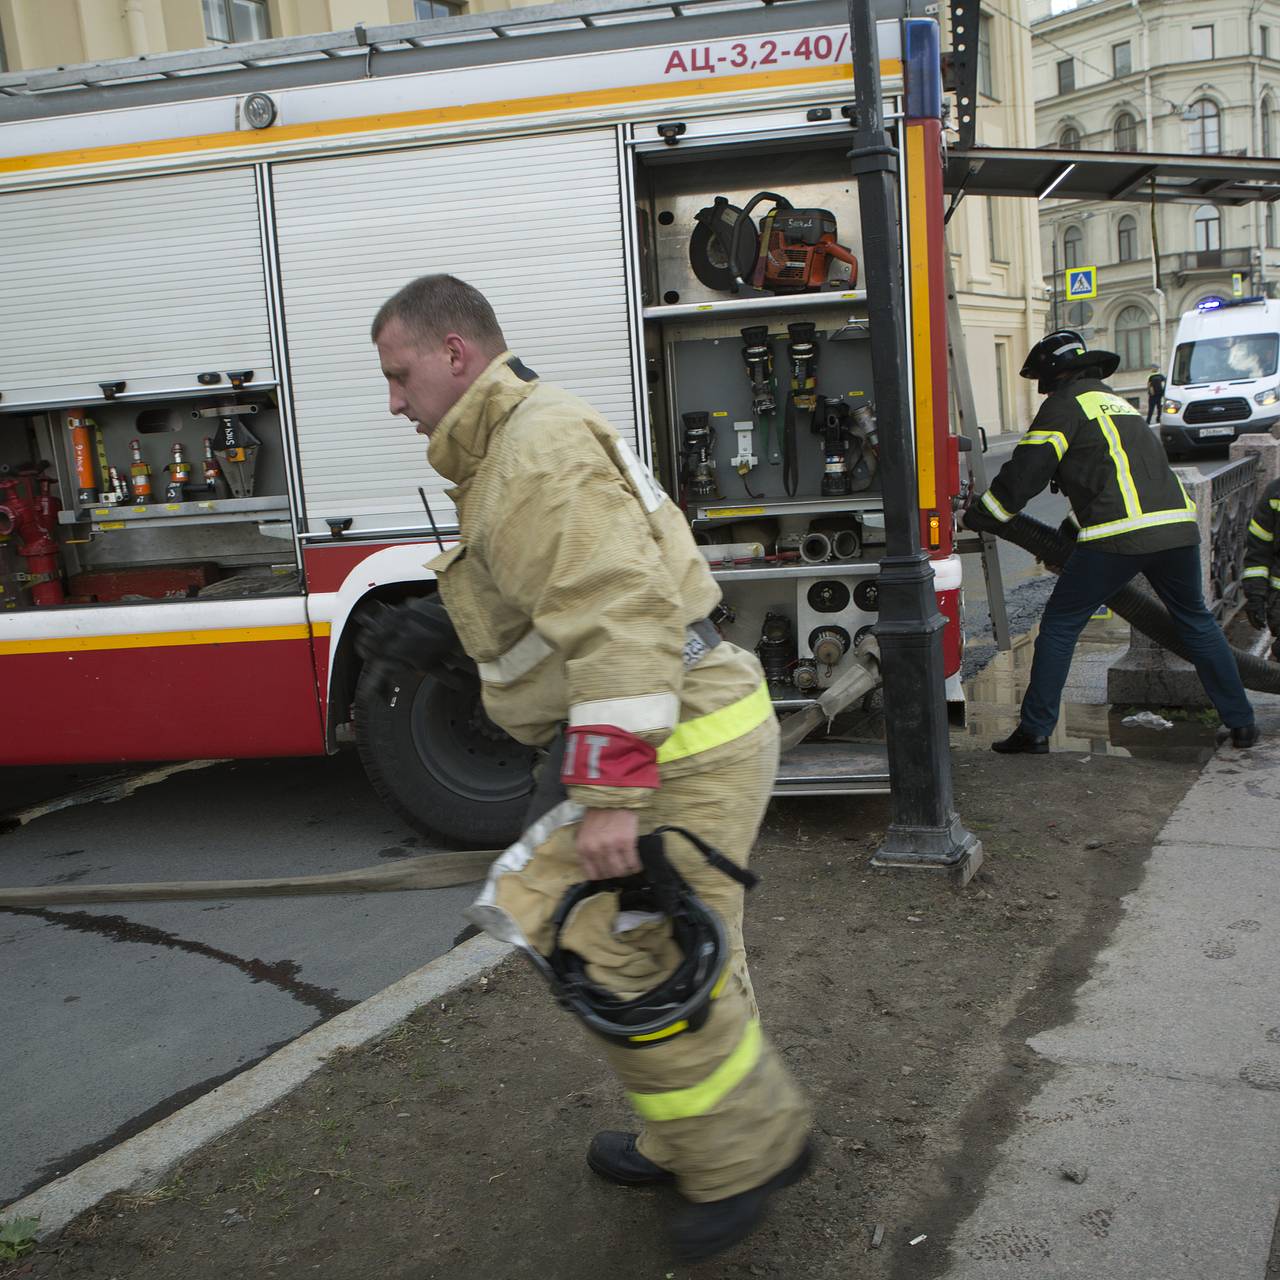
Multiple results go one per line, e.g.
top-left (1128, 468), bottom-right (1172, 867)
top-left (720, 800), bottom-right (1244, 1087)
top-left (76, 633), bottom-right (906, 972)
top-left (541, 827), bottom-right (756, 1047)
top-left (1021, 329), bottom-right (1120, 394)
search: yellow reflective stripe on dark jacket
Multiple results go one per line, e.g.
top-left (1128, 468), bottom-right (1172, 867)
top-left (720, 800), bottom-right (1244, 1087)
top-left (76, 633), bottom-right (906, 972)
top-left (1244, 478), bottom-right (1280, 598)
top-left (985, 376), bottom-right (1199, 554)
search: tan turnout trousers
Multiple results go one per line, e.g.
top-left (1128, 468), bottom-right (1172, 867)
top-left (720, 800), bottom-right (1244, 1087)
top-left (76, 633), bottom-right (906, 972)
top-left (478, 717), bottom-right (811, 1203)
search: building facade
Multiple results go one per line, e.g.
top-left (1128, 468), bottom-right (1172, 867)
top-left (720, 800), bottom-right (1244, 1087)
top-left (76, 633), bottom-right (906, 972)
top-left (1031, 0), bottom-right (1280, 405)
top-left (0, 0), bottom-right (1044, 438)
top-left (947, 0), bottom-right (1049, 434)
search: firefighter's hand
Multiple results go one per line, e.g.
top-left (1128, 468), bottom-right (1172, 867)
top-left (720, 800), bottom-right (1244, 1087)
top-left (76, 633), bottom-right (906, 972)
top-left (962, 496), bottom-right (1003, 536)
top-left (356, 596), bottom-right (469, 697)
top-left (576, 808), bottom-right (642, 881)
top-left (1245, 596), bottom-right (1268, 631)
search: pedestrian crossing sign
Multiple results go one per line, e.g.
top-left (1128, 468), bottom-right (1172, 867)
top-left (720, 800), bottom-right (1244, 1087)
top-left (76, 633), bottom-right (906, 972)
top-left (1065, 267), bottom-right (1097, 300)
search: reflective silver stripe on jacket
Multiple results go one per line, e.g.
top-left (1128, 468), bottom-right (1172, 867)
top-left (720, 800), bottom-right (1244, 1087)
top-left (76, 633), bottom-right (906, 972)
top-left (479, 618), bottom-right (721, 688)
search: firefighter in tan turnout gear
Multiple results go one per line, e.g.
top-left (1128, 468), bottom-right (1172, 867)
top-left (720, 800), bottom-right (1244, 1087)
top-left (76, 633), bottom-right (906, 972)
top-left (367, 275), bottom-right (811, 1262)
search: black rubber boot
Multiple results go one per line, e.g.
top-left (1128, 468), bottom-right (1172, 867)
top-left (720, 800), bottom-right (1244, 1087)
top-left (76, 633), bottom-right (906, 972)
top-left (1216, 723), bottom-right (1260, 749)
top-left (991, 725), bottom-right (1049, 755)
top-left (670, 1141), bottom-right (813, 1263)
top-left (586, 1131), bottom-right (674, 1186)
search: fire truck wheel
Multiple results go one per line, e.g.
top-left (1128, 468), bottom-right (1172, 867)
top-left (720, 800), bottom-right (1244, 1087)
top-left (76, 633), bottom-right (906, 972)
top-left (354, 666), bottom-right (537, 847)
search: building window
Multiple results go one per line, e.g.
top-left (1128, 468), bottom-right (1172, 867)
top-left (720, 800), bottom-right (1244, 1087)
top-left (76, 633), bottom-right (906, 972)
top-left (414, 0), bottom-right (460, 15)
top-left (977, 14), bottom-right (994, 98)
top-left (203, 0), bottom-right (270, 43)
top-left (1185, 98), bottom-right (1221, 154)
top-left (1112, 41), bottom-right (1132, 78)
top-left (1191, 25), bottom-right (1215, 61)
top-left (1263, 95), bottom-right (1274, 156)
top-left (1113, 111), bottom-right (1138, 152)
top-left (1194, 204), bottom-right (1222, 252)
top-left (1057, 59), bottom-right (1076, 95)
top-left (1267, 202), bottom-right (1276, 247)
top-left (1115, 306), bottom-right (1152, 370)
top-left (1117, 214), bottom-right (1138, 262)
top-left (1063, 224), bottom-right (1084, 270)
top-left (987, 198), bottom-right (1005, 262)
top-left (1058, 124), bottom-right (1082, 150)
top-left (1261, 26), bottom-right (1271, 58)
top-left (0, 17), bottom-right (7, 73)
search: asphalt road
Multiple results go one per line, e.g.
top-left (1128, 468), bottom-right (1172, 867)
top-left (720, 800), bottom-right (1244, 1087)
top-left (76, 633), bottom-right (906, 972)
top-left (0, 751), bottom-right (476, 1206)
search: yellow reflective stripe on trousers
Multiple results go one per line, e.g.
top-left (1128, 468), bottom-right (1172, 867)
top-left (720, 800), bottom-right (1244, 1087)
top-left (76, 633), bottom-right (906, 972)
top-left (1242, 565), bottom-right (1269, 579)
top-left (1076, 391), bottom-right (1141, 519)
top-left (1251, 519), bottom-right (1276, 543)
top-left (1018, 429), bottom-right (1068, 461)
top-left (656, 682), bottom-right (773, 765)
top-left (628, 1019), bottom-right (763, 1121)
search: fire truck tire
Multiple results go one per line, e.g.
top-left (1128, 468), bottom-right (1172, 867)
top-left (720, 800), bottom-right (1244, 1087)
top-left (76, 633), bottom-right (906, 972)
top-left (354, 666), bottom-right (537, 847)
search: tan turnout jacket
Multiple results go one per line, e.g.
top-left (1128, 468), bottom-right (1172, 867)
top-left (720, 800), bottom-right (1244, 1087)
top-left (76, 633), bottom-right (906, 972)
top-left (426, 352), bottom-right (770, 810)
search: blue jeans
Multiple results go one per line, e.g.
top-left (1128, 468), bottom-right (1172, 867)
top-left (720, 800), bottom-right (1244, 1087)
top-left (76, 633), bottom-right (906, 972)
top-left (1021, 543), bottom-right (1255, 736)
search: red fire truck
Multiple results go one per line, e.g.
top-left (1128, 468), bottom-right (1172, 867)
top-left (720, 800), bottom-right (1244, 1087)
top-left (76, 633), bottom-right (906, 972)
top-left (0, 0), bottom-right (963, 844)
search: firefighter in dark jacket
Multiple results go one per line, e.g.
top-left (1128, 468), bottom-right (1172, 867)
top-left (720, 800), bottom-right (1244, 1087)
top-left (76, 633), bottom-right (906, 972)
top-left (964, 330), bottom-right (1258, 752)
top-left (1243, 477), bottom-right (1280, 661)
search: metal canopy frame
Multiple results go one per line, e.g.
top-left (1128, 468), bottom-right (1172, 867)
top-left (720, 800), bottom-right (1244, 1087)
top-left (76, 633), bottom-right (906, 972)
top-left (946, 145), bottom-right (1280, 207)
top-left (0, 0), bottom-right (929, 121)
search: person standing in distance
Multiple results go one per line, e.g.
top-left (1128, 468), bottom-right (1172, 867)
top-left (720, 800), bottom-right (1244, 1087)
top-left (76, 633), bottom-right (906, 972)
top-left (366, 274), bottom-right (810, 1262)
top-left (964, 330), bottom-right (1257, 752)
top-left (1146, 365), bottom-right (1166, 425)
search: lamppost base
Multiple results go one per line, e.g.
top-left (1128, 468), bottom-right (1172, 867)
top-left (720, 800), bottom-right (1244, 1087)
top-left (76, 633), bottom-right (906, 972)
top-left (871, 821), bottom-right (984, 886)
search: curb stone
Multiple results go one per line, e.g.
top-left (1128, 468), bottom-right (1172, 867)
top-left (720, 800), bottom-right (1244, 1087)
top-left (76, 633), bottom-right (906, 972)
top-left (3, 931), bottom-right (514, 1239)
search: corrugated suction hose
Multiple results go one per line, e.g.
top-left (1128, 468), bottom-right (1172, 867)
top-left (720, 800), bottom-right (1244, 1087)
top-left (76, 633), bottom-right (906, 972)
top-left (994, 513), bottom-right (1280, 694)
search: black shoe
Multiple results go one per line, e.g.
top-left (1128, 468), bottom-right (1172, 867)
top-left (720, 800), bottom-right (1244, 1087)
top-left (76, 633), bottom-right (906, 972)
top-left (586, 1131), bottom-right (674, 1186)
top-left (992, 726), bottom-right (1049, 755)
top-left (670, 1141), bottom-right (813, 1263)
top-left (1216, 723), bottom-right (1260, 749)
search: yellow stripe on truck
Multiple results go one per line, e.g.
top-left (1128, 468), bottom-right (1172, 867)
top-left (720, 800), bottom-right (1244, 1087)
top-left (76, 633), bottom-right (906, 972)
top-left (0, 622), bottom-right (327, 657)
top-left (0, 61), bottom-right (902, 177)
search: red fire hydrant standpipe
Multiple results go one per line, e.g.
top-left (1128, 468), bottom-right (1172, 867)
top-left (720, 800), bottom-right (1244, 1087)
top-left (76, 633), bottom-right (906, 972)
top-left (0, 464), bottom-right (65, 606)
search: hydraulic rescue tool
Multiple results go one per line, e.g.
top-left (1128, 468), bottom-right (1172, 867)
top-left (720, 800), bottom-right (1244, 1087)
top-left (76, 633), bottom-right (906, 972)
top-left (680, 411), bottom-right (718, 501)
top-left (66, 408), bottom-right (97, 505)
top-left (783, 322), bottom-right (819, 497)
top-left (195, 401), bottom-right (261, 498)
top-left (128, 438), bottom-right (152, 502)
top-left (741, 326), bottom-right (781, 465)
top-left (0, 462), bottom-right (64, 606)
top-left (201, 437), bottom-right (227, 497)
top-left (690, 192), bottom-right (859, 295)
top-left (164, 442), bottom-right (192, 502)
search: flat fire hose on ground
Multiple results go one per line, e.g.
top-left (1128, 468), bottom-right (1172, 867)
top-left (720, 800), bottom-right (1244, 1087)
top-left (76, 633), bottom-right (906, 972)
top-left (0, 646), bottom-right (885, 909)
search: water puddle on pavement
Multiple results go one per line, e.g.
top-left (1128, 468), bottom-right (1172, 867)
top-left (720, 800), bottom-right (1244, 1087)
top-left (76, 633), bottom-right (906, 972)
top-left (955, 628), bottom-right (1220, 764)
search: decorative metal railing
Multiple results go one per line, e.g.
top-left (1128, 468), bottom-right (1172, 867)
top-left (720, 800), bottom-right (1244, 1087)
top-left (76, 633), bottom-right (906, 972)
top-left (1207, 453), bottom-right (1259, 619)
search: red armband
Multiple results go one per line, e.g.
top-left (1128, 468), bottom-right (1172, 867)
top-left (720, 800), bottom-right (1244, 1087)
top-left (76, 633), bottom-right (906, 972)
top-left (561, 724), bottom-right (659, 790)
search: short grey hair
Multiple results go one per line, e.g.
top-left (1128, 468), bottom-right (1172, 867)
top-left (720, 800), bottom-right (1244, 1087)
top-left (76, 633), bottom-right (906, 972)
top-left (371, 274), bottom-right (506, 352)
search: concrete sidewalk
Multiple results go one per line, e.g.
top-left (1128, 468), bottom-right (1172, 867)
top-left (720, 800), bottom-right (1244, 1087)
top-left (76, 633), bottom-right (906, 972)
top-left (941, 695), bottom-right (1280, 1279)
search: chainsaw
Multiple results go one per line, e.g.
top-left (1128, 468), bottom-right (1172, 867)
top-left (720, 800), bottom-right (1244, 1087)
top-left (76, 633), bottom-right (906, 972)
top-left (690, 192), bottom-right (859, 295)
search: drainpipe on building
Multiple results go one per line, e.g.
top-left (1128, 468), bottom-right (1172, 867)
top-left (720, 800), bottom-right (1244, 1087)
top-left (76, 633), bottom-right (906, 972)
top-left (1131, 0), bottom-right (1153, 151)
top-left (1250, 0), bottom-right (1266, 293)
top-left (1149, 180), bottom-right (1168, 368)
top-left (1012, 0), bottom-right (1042, 417)
top-left (123, 0), bottom-right (150, 56)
